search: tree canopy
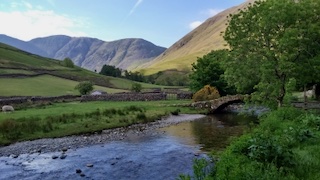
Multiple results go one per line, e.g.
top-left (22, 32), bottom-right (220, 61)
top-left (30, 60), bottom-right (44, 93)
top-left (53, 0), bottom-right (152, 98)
top-left (223, 0), bottom-right (320, 107)
top-left (189, 49), bottom-right (234, 96)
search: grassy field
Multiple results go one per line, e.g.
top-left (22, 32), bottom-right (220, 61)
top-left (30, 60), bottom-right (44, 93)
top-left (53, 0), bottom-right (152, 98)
top-left (0, 43), bottom-right (187, 96)
top-left (0, 100), bottom-right (201, 145)
top-left (0, 75), bottom-right (127, 96)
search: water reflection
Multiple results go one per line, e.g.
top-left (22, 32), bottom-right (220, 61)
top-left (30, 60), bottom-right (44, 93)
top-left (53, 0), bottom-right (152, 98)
top-left (159, 113), bottom-right (257, 152)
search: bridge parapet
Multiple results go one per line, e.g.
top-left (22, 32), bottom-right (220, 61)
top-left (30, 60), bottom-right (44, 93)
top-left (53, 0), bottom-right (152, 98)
top-left (191, 94), bottom-right (246, 113)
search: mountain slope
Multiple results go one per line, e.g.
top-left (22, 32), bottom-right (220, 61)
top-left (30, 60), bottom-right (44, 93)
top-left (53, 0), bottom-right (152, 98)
top-left (138, 0), bottom-right (254, 75)
top-left (0, 35), bottom-right (166, 72)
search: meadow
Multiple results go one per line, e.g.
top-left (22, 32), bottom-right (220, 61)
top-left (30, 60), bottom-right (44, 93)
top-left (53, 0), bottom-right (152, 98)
top-left (0, 100), bottom-right (202, 145)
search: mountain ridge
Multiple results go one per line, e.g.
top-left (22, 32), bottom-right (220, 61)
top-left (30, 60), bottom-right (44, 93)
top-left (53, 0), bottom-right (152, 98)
top-left (137, 0), bottom-right (255, 75)
top-left (0, 34), bottom-right (166, 72)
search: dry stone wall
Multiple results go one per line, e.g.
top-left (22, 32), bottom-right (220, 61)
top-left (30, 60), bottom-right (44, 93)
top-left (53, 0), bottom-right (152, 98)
top-left (81, 92), bottom-right (167, 102)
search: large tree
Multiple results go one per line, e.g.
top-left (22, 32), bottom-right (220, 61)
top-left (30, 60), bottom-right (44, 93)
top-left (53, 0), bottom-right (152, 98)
top-left (223, 0), bottom-right (320, 108)
top-left (189, 49), bottom-right (234, 96)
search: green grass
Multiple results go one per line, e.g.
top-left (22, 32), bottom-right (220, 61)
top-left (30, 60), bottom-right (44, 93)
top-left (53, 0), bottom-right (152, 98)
top-left (0, 68), bottom-right (35, 75)
top-left (0, 75), bottom-right (127, 96)
top-left (108, 76), bottom-right (183, 90)
top-left (0, 43), bottom-right (67, 70)
top-left (0, 100), bottom-right (200, 145)
top-left (0, 43), bottom-right (184, 96)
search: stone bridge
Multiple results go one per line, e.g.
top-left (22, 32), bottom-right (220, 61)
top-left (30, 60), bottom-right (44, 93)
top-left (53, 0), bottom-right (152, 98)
top-left (191, 94), bottom-right (246, 113)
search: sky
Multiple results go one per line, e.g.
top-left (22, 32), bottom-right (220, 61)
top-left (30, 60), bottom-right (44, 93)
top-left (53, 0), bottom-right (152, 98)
top-left (0, 0), bottom-right (246, 48)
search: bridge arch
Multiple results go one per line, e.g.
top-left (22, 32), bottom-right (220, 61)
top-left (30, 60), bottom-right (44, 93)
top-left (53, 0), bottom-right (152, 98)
top-left (191, 95), bottom-right (246, 113)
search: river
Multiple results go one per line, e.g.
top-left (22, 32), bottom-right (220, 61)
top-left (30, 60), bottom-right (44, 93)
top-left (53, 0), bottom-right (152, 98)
top-left (0, 113), bottom-right (256, 180)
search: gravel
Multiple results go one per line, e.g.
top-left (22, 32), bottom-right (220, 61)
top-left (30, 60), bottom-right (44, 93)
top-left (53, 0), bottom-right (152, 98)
top-left (0, 114), bottom-right (206, 157)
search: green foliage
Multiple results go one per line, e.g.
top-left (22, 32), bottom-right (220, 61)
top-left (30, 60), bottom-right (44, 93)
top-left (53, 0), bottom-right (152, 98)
top-left (99, 65), bottom-right (122, 77)
top-left (170, 109), bottom-right (181, 116)
top-left (223, 0), bottom-right (320, 108)
top-left (192, 85), bottom-right (220, 102)
top-left (179, 158), bottom-right (214, 180)
top-left (189, 49), bottom-right (235, 95)
top-left (75, 81), bottom-right (94, 95)
top-left (62, 57), bottom-right (75, 68)
top-left (131, 83), bottom-right (142, 92)
top-left (200, 107), bottom-right (320, 179)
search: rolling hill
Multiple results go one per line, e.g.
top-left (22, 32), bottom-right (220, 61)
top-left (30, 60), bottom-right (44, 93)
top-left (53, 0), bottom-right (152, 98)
top-left (137, 0), bottom-right (255, 75)
top-left (0, 43), bottom-right (173, 96)
top-left (0, 35), bottom-right (166, 72)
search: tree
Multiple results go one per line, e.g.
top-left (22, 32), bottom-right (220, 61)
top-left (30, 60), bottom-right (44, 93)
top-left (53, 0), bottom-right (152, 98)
top-left (75, 81), bottom-right (94, 95)
top-left (189, 50), bottom-right (235, 96)
top-left (99, 65), bottom-right (122, 77)
top-left (131, 83), bottom-right (142, 92)
top-left (62, 57), bottom-right (75, 68)
top-left (223, 0), bottom-right (320, 108)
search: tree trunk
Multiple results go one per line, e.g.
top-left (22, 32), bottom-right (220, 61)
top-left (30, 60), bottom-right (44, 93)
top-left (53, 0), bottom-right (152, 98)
top-left (277, 79), bottom-right (286, 108)
top-left (304, 85), bottom-right (307, 110)
top-left (315, 84), bottom-right (320, 100)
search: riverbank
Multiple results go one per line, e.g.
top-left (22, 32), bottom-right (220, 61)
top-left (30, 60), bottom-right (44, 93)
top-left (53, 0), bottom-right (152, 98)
top-left (0, 114), bottom-right (205, 157)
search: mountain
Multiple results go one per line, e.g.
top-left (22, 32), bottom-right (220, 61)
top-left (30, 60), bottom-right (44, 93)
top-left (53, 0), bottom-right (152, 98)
top-left (0, 34), bottom-right (166, 72)
top-left (138, 0), bottom-right (255, 75)
top-left (0, 34), bottom-right (47, 57)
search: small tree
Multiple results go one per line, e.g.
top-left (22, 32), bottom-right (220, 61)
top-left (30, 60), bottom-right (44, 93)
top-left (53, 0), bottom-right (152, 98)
top-left (75, 81), bottom-right (94, 95)
top-left (131, 83), bottom-right (142, 92)
top-left (62, 57), bottom-right (75, 68)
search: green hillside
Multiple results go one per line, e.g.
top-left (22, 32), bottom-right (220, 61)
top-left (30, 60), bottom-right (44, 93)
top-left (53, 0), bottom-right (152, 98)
top-left (0, 43), bottom-right (172, 97)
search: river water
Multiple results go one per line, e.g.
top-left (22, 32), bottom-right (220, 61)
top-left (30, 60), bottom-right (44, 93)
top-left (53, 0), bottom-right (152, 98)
top-left (0, 113), bottom-right (256, 180)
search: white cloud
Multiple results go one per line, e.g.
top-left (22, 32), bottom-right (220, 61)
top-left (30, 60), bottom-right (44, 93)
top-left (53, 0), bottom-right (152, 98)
top-left (188, 8), bottom-right (224, 30)
top-left (189, 21), bottom-right (203, 30)
top-left (0, 10), bottom-right (88, 41)
top-left (128, 0), bottom-right (143, 16)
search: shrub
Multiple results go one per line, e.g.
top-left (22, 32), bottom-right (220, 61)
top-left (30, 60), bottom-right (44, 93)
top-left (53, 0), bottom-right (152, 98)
top-left (131, 83), bottom-right (142, 92)
top-left (62, 57), bottom-right (75, 68)
top-left (75, 81), bottom-right (94, 95)
top-left (192, 85), bottom-right (220, 102)
top-left (0, 119), bottom-right (21, 140)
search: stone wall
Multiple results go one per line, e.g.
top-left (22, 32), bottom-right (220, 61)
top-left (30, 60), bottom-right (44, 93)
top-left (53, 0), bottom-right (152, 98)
top-left (0, 95), bottom-right (80, 106)
top-left (81, 92), bottom-right (167, 102)
top-left (177, 92), bottom-right (193, 100)
top-left (0, 91), bottom-right (192, 106)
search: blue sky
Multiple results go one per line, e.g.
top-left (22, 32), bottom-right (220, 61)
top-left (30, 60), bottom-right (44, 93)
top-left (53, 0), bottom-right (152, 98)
top-left (0, 0), bottom-right (246, 47)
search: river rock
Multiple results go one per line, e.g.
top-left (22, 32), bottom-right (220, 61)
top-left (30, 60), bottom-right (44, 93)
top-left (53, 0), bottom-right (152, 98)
top-left (60, 154), bottom-right (67, 159)
top-left (52, 155), bottom-right (58, 159)
top-left (61, 147), bottom-right (68, 152)
top-left (11, 154), bottom-right (19, 158)
top-left (76, 169), bottom-right (82, 173)
top-left (86, 164), bottom-right (94, 167)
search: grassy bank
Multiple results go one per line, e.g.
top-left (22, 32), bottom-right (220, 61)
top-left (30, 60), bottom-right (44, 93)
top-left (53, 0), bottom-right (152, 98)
top-left (0, 100), bottom-right (202, 145)
top-left (180, 107), bottom-right (320, 180)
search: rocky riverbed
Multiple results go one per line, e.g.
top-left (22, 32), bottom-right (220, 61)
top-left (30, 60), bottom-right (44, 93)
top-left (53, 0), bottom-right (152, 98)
top-left (0, 114), bottom-right (206, 157)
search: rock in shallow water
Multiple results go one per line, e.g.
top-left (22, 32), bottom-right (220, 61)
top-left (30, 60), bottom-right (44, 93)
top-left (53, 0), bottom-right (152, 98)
top-left (86, 163), bottom-right (94, 167)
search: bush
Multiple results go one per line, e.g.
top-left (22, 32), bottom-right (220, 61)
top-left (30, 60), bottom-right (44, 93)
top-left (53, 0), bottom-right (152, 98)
top-left (62, 57), bottom-right (75, 68)
top-left (192, 85), bottom-right (220, 102)
top-left (131, 83), bottom-right (142, 92)
top-left (75, 81), bottom-right (94, 95)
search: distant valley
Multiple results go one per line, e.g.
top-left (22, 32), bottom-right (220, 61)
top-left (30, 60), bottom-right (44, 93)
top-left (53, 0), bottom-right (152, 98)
top-left (0, 34), bottom-right (166, 72)
top-left (0, 0), bottom-right (253, 75)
